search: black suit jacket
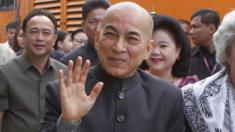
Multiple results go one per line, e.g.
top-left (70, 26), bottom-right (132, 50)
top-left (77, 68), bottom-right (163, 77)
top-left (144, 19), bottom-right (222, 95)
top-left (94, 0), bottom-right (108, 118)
top-left (60, 42), bottom-right (98, 66)
top-left (50, 50), bottom-right (65, 61)
top-left (40, 65), bottom-right (185, 132)
top-left (189, 46), bottom-right (221, 80)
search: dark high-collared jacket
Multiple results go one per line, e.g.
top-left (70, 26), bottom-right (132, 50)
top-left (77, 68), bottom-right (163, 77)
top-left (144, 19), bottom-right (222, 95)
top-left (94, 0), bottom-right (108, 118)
top-left (40, 65), bottom-right (184, 132)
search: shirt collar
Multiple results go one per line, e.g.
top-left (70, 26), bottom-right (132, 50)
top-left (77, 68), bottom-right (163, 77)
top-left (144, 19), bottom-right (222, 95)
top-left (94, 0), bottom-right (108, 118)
top-left (94, 64), bottom-right (139, 92)
top-left (18, 51), bottom-right (54, 73)
top-left (191, 46), bottom-right (200, 56)
top-left (191, 46), bottom-right (215, 56)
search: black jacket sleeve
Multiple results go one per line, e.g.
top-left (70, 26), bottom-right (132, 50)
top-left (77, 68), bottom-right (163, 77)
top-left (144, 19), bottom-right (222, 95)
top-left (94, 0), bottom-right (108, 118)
top-left (166, 91), bottom-right (185, 132)
top-left (39, 80), bottom-right (61, 132)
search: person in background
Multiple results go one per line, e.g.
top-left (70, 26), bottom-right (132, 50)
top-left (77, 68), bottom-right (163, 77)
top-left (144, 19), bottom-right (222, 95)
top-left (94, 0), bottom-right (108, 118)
top-left (53, 31), bottom-right (73, 54)
top-left (0, 44), bottom-right (16, 65)
top-left (13, 25), bottom-right (25, 55)
top-left (178, 19), bottom-right (195, 48)
top-left (189, 8), bottom-right (221, 80)
top-left (62, 32), bottom-right (73, 53)
top-left (0, 44), bottom-right (16, 132)
top-left (50, 31), bottom-right (72, 61)
top-left (60, 0), bottom-right (110, 66)
top-left (2, 21), bottom-right (20, 48)
top-left (182, 10), bottom-right (235, 132)
top-left (0, 9), bottom-right (66, 132)
top-left (147, 15), bottom-right (198, 88)
top-left (40, 2), bottom-right (184, 132)
top-left (71, 28), bottom-right (88, 49)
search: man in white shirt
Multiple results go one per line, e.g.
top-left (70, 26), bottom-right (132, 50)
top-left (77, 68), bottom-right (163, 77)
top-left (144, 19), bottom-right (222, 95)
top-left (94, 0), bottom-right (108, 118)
top-left (2, 21), bottom-right (20, 49)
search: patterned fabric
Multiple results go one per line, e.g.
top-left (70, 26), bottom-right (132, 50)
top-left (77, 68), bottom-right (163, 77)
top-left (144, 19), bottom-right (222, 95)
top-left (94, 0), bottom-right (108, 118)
top-left (182, 69), bottom-right (235, 132)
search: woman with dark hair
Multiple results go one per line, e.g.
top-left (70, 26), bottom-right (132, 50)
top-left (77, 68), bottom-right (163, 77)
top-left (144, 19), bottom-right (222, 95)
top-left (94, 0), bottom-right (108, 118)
top-left (146, 15), bottom-right (198, 88)
top-left (13, 25), bottom-right (25, 55)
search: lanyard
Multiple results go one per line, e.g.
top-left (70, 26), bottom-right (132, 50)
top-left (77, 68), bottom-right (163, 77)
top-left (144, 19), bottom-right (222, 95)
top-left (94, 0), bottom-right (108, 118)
top-left (203, 56), bottom-right (218, 75)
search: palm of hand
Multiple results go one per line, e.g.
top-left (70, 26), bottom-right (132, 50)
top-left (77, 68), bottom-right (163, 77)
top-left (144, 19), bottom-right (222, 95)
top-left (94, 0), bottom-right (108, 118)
top-left (59, 57), bottom-right (103, 122)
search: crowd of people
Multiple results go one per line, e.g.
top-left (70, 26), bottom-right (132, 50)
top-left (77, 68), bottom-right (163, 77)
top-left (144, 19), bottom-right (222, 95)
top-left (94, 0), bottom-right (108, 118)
top-left (0, 0), bottom-right (235, 132)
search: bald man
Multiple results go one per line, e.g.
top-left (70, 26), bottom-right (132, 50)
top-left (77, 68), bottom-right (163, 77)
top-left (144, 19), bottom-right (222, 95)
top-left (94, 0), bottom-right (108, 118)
top-left (39, 2), bottom-right (184, 132)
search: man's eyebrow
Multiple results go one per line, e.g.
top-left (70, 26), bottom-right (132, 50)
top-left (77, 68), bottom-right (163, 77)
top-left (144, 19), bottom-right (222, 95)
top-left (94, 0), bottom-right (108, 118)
top-left (29, 27), bottom-right (51, 30)
top-left (103, 25), bottom-right (117, 32)
top-left (157, 40), bottom-right (170, 44)
top-left (128, 31), bottom-right (141, 37)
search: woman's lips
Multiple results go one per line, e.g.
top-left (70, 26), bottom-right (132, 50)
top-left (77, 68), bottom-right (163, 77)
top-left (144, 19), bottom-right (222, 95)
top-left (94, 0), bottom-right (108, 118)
top-left (150, 57), bottom-right (162, 63)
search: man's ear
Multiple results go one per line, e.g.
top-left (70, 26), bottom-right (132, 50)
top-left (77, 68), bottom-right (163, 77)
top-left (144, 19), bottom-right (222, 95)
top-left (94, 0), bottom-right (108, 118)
top-left (22, 31), bottom-right (25, 37)
top-left (144, 39), bottom-right (154, 60)
top-left (81, 21), bottom-right (84, 26)
top-left (81, 21), bottom-right (86, 33)
top-left (94, 29), bottom-right (100, 51)
top-left (57, 41), bottom-right (62, 48)
top-left (208, 24), bottom-right (216, 34)
top-left (54, 33), bottom-right (58, 41)
top-left (22, 32), bottom-right (26, 41)
top-left (52, 33), bottom-right (58, 47)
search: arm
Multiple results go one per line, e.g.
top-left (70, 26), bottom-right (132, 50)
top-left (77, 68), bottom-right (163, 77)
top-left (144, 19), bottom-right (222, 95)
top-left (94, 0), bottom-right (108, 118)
top-left (0, 66), bottom-right (9, 131)
top-left (166, 91), bottom-right (185, 132)
top-left (40, 57), bottom-right (103, 132)
top-left (39, 81), bottom-right (61, 132)
top-left (0, 112), bottom-right (3, 120)
top-left (0, 112), bottom-right (3, 131)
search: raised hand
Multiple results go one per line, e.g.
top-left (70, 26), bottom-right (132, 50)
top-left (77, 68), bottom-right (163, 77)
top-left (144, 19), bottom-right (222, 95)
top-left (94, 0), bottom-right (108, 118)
top-left (58, 56), bottom-right (103, 122)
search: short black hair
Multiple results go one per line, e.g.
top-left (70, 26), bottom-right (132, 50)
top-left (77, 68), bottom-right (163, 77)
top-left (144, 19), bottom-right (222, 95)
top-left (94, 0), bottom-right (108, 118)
top-left (191, 8), bottom-right (220, 29)
top-left (82, 0), bottom-right (110, 20)
top-left (152, 15), bottom-right (191, 77)
top-left (22, 9), bottom-right (57, 33)
top-left (6, 21), bottom-right (20, 32)
top-left (71, 28), bottom-right (84, 41)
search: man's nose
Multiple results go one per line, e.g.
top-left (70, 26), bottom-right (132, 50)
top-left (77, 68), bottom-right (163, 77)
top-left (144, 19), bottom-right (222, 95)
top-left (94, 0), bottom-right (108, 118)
top-left (189, 28), bottom-right (194, 35)
top-left (36, 32), bottom-right (44, 40)
top-left (112, 38), bottom-right (126, 52)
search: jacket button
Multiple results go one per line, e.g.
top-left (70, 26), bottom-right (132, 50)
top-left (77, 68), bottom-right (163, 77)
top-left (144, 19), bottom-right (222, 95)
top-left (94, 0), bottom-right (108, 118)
top-left (118, 92), bottom-right (125, 100)
top-left (117, 115), bottom-right (125, 122)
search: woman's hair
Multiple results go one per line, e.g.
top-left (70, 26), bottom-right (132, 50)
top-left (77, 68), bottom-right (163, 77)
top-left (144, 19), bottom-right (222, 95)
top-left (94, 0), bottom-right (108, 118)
top-left (13, 24), bottom-right (23, 52)
top-left (152, 15), bottom-right (191, 77)
top-left (213, 10), bottom-right (235, 68)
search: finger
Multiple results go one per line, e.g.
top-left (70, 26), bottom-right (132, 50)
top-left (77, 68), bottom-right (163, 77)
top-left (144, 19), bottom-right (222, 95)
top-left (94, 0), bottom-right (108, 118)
top-left (67, 60), bottom-right (74, 86)
top-left (90, 82), bottom-right (103, 100)
top-left (79, 59), bottom-right (90, 84)
top-left (58, 69), bottom-right (67, 98)
top-left (74, 56), bottom-right (83, 82)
